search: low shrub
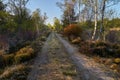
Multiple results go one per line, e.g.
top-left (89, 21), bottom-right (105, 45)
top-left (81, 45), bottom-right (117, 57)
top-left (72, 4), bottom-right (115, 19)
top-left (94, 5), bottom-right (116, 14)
top-left (0, 64), bottom-right (30, 80)
top-left (0, 50), bottom-right (4, 55)
top-left (62, 70), bottom-right (77, 76)
top-left (8, 41), bottom-right (31, 54)
top-left (116, 49), bottom-right (120, 57)
top-left (64, 24), bottom-right (82, 40)
top-left (31, 40), bottom-right (43, 53)
top-left (15, 53), bottom-right (31, 64)
top-left (0, 55), bottom-right (5, 68)
top-left (3, 54), bottom-right (14, 66)
top-left (79, 41), bottom-right (91, 54)
top-left (79, 40), bottom-right (120, 58)
top-left (114, 58), bottom-right (120, 64)
top-left (0, 54), bottom-right (14, 68)
top-left (41, 36), bottom-right (46, 41)
top-left (112, 43), bottom-right (120, 49)
top-left (93, 41), bottom-right (109, 47)
top-left (91, 46), bottom-right (108, 57)
top-left (16, 46), bottom-right (34, 55)
top-left (71, 37), bottom-right (81, 44)
top-left (15, 46), bottom-right (34, 64)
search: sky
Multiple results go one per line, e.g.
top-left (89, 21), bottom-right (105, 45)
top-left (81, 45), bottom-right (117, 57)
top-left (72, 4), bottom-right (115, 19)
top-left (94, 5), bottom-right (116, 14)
top-left (26, 0), bottom-right (120, 25)
top-left (27, 0), bottom-right (62, 25)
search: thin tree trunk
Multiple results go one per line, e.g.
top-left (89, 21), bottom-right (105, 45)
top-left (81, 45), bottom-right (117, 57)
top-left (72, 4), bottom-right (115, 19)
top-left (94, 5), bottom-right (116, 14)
top-left (78, 0), bottom-right (81, 22)
top-left (92, 1), bottom-right (97, 40)
top-left (100, 0), bottom-right (106, 41)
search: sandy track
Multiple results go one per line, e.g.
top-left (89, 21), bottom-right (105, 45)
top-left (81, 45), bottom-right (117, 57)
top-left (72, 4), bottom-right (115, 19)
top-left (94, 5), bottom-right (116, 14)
top-left (27, 32), bottom-right (118, 80)
top-left (27, 32), bottom-right (81, 80)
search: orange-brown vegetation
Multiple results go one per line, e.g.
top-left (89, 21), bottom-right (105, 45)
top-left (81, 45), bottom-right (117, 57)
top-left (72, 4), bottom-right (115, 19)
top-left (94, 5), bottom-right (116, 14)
top-left (0, 46), bottom-right (35, 68)
top-left (64, 24), bottom-right (82, 40)
top-left (15, 46), bottom-right (34, 63)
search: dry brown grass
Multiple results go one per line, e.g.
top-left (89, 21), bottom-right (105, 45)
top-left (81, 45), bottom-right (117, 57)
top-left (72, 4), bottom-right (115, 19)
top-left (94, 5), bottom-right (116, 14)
top-left (15, 46), bottom-right (34, 64)
top-left (110, 28), bottom-right (120, 31)
top-left (0, 64), bottom-right (30, 80)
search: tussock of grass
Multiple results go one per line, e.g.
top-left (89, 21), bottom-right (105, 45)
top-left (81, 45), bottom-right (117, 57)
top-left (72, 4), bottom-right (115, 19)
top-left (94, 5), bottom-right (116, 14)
top-left (62, 70), bottom-right (77, 76)
top-left (3, 54), bottom-right (14, 66)
top-left (15, 53), bottom-right (31, 64)
top-left (0, 46), bottom-right (34, 68)
top-left (61, 64), bottom-right (77, 76)
top-left (15, 46), bottom-right (34, 64)
top-left (16, 46), bottom-right (34, 55)
top-left (0, 55), bottom-right (5, 68)
top-left (0, 64), bottom-right (30, 80)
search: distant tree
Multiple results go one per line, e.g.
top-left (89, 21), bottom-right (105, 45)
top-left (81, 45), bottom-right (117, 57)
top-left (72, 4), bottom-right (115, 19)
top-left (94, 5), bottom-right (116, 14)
top-left (72, 0), bottom-right (83, 22)
top-left (8, 0), bottom-right (29, 24)
top-left (57, 0), bottom-right (76, 27)
top-left (53, 17), bottom-right (62, 32)
top-left (32, 9), bottom-right (47, 37)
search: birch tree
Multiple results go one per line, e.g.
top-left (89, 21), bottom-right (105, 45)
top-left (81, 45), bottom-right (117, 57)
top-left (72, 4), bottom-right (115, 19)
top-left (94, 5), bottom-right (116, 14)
top-left (99, 0), bottom-right (120, 41)
top-left (82, 0), bottom-right (99, 40)
top-left (91, 0), bottom-right (98, 40)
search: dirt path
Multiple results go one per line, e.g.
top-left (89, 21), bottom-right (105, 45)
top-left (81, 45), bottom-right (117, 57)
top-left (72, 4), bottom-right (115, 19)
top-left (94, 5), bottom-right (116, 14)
top-left (27, 32), bottom-right (81, 80)
top-left (56, 33), bottom-right (119, 80)
top-left (27, 32), bottom-right (118, 80)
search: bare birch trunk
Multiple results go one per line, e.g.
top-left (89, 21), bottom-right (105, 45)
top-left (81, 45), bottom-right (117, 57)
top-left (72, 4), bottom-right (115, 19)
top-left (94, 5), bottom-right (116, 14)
top-left (92, 1), bottom-right (97, 40)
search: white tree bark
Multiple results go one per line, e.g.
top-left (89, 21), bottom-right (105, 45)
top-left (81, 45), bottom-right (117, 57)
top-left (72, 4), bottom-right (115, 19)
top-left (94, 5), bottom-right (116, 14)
top-left (92, 0), bottom-right (98, 40)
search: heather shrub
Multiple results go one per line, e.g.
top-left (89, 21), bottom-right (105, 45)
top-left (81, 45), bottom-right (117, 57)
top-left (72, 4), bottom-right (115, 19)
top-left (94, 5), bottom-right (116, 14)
top-left (79, 40), bottom-right (120, 57)
top-left (9, 40), bottom-right (31, 54)
top-left (0, 50), bottom-right (4, 55)
top-left (31, 40), bottom-right (44, 53)
top-left (94, 41), bottom-right (108, 47)
top-left (41, 36), bottom-right (46, 41)
top-left (15, 46), bottom-right (34, 63)
top-left (116, 49), bottom-right (120, 57)
top-left (0, 54), bottom-right (14, 68)
top-left (3, 54), bottom-right (14, 66)
top-left (0, 55), bottom-right (5, 68)
top-left (16, 46), bottom-right (34, 55)
top-left (15, 53), bottom-right (31, 64)
top-left (79, 41), bottom-right (91, 54)
top-left (91, 46), bottom-right (108, 57)
top-left (0, 64), bottom-right (30, 80)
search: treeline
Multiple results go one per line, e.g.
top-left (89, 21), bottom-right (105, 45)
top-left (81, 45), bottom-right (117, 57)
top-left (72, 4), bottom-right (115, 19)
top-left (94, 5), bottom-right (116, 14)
top-left (0, 0), bottom-right (47, 53)
top-left (55, 0), bottom-right (120, 41)
top-left (80, 18), bottom-right (120, 29)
